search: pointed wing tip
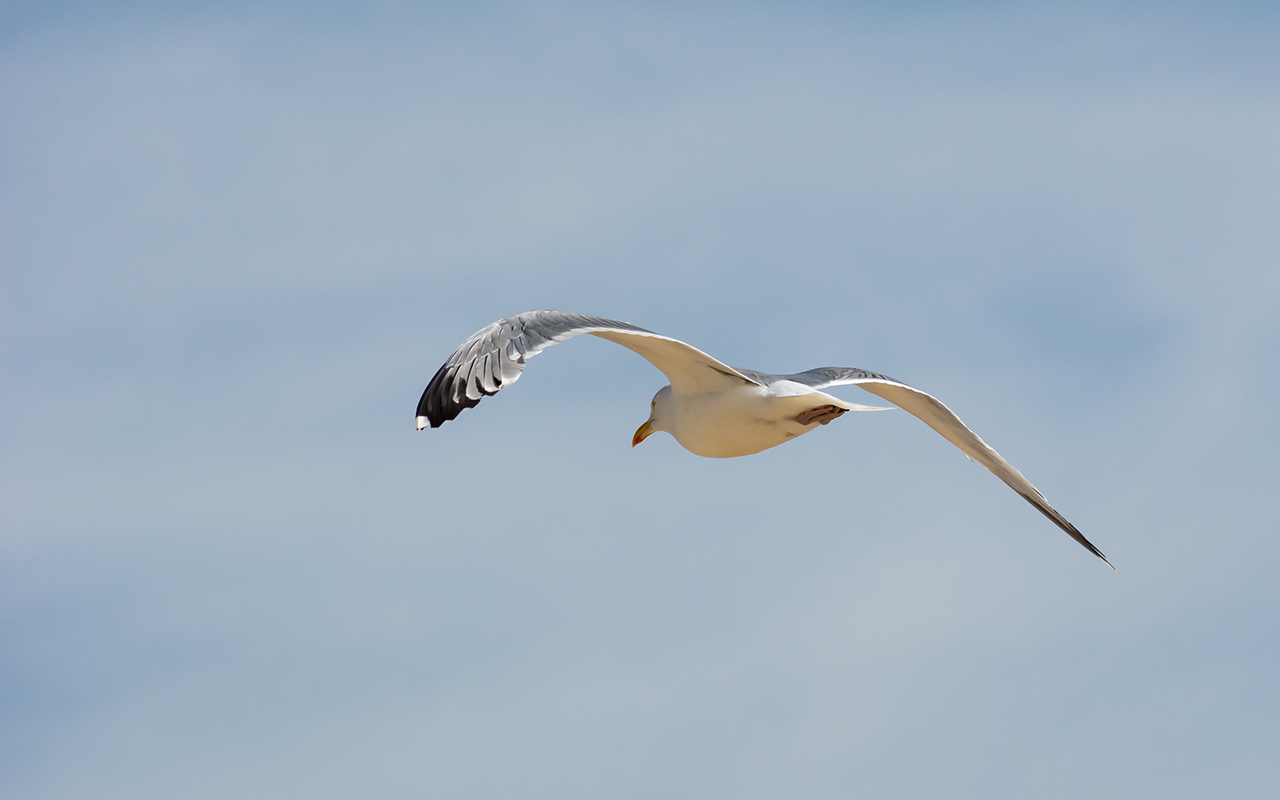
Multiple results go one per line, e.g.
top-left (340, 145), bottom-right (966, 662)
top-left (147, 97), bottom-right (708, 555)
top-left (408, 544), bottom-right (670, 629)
top-left (1012, 489), bottom-right (1114, 570)
top-left (1069, 526), bottom-right (1115, 571)
top-left (416, 416), bottom-right (430, 431)
top-left (1067, 532), bottom-right (1116, 571)
top-left (1074, 532), bottom-right (1115, 571)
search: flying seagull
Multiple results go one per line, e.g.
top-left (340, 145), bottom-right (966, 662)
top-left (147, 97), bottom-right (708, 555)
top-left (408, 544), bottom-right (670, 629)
top-left (416, 310), bottom-right (1111, 567)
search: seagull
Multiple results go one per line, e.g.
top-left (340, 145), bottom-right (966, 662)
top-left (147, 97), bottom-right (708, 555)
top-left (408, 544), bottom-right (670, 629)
top-left (416, 310), bottom-right (1111, 567)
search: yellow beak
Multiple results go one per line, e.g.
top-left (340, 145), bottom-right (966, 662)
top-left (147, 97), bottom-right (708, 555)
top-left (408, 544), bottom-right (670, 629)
top-left (632, 419), bottom-right (655, 448)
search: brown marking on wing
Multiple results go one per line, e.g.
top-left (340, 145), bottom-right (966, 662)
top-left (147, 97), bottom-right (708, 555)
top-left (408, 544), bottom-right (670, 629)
top-left (791, 404), bottom-right (848, 426)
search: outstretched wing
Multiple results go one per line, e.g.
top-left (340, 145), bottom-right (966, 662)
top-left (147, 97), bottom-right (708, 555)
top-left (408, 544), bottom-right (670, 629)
top-left (786, 367), bottom-right (1112, 567)
top-left (416, 310), bottom-right (761, 429)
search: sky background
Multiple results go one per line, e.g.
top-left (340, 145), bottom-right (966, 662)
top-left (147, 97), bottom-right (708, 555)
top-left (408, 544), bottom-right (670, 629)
top-left (3, 2), bottom-right (1279, 798)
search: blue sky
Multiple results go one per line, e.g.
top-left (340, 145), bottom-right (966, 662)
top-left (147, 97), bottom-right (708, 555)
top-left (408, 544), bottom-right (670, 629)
top-left (3, 2), bottom-right (1279, 798)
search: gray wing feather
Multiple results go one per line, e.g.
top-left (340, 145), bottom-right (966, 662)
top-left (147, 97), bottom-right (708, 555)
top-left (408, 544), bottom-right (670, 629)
top-left (772, 366), bottom-right (906, 387)
top-left (417, 311), bottom-right (646, 427)
top-left (780, 366), bottom-right (1112, 567)
top-left (416, 310), bottom-right (759, 429)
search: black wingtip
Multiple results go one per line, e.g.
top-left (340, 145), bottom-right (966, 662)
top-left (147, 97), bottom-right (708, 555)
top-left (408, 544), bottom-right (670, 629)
top-left (416, 360), bottom-right (465, 429)
top-left (1014, 490), bottom-right (1115, 570)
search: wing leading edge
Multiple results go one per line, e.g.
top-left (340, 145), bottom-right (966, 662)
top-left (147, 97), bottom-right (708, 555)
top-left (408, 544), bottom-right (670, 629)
top-left (786, 367), bottom-right (1112, 567)
top-left (416, 310), bottom-right (759, 429)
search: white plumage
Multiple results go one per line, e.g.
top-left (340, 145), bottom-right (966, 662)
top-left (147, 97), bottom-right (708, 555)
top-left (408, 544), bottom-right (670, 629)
top-left (416, 310), bottom-right (1111, 567)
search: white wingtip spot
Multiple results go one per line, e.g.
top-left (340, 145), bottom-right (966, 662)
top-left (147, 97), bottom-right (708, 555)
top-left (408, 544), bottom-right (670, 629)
top-left (416, 416), bottom-right (430, 431)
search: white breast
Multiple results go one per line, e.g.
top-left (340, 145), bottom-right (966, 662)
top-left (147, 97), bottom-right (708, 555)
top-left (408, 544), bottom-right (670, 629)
top-left (667, 384), bottom-right (822, 458)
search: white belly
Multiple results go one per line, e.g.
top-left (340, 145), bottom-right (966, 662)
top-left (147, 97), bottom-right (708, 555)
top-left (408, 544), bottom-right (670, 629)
top-left (667, 386), bottom-right (824, 458)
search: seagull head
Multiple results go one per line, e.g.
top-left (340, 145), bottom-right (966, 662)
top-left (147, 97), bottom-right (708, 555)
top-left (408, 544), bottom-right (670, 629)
top-left (632, 385), bottom-right (672, 447)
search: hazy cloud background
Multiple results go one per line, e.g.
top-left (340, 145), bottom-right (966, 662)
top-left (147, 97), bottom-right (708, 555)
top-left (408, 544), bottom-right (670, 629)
top-left (3, 2), bottom-right (1278, 798)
